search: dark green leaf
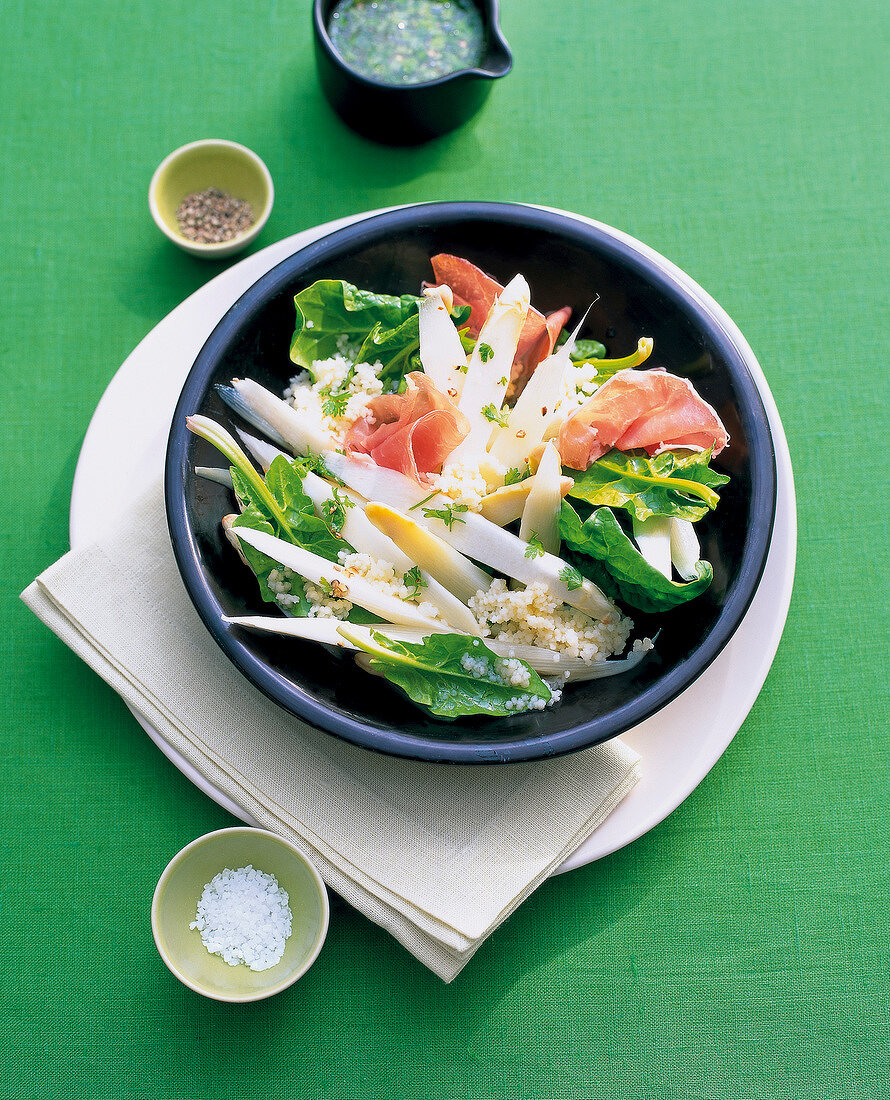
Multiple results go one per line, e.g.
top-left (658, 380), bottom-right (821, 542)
top-left (557, 334), bottom-right (608, 361)
top-left (230, 456), bottom-right (360, 617)
top-left (559, 503), bottom-right (713, 612)
top-left (289, 280), bottom-right (421, 373)
top-left (356, 315), bottom-right (422, 390)
top-left (231, 505), bottom-right (312, 615)
top-left (345, 630), bottom-right (554, 718)
top-left (567, 448), bottom-right (729, 522)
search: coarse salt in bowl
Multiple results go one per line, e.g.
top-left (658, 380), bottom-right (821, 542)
top-left (151, 828), bottom-right (329, 1002)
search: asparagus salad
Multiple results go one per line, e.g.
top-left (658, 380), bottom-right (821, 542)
top-left (189, 254), bottom-right (730, 719)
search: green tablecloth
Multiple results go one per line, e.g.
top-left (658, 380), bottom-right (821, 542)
top-left (3, 0), bottom-right (888, 1096)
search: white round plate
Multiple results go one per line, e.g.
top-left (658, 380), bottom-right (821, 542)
top-left (70, 206), bottom-right (796, 872)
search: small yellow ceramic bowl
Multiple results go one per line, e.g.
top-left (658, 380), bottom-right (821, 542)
top-left (149, 139), bottom-right (274, 259)
top-left (151, 827), bottom-right (329, 1002)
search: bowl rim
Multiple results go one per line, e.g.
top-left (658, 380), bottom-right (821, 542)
top-left (165, 200), bottom-right (777, 763)
top-left (148, 138), bottom-right (275, 256)
top-left (312, 0), bottom-right (513, 89)
top-left (150, 826), bottom-right (330, 1002)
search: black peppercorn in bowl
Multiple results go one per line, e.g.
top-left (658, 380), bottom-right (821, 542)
top-left (149, 139), bottom-right (274, 259)
top-left (312, 0), bottom-right (513, 143)
top-left (165, 201), bottom-right (777, 764)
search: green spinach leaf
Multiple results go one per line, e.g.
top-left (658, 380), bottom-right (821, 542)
top-left (567, 449), bottom-right (729, 522)
top-left (556, 333), bottom-right (608, 361)
top-left (289, 280), bottom-right (421, 373)
top-left (231, 456), bottom-right (351, 562)
top-left (340, 629), bottom-right (554, 718)
top-left (559, 503), bottom-right (713, 612)
top-left (230, 456), bottom-right (383, 620)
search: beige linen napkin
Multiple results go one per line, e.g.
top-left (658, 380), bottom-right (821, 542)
top-left (22, 480), bottom-right (640, 981)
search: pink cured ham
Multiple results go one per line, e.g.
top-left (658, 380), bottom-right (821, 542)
top-left (429, 254), bottom-right (570, 388)
top-left (558, 368), bottom-right (730, 471)
top-left (345, 371), bottom-right (470, 483)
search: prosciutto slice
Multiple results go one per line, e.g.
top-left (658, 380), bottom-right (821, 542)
top-left (345, 371), bottom-right (469, 483)
top-left (557, 368), bottom-right (730, 471)
top-left (429, 254), bottom-right (570, 389)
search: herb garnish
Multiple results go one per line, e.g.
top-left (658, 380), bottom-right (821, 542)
top-left (559, 563), bottom-right (584, 591)
top-left (321, 388), bottom-right (350, 418)
top-left (321, 487), bottom-right (355, 537)
top-left (479, 343), bottom-right (494, 362)
top-left (402, 566), bottom-right (427, 600)
top-left (422, 503), bottom-right (469, 530)
top-left (524, 534), bottom-right (545, 559)
top-left (482, 403), bottom-right (510, 427)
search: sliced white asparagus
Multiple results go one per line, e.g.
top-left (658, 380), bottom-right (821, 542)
top-left (222, 617), bottom-right (436, 646)
top-left (447, 273), bottom-right (530, 464)
top-left (322, 450), bottom-right (616, 621)
top-left (231, 526), bottom-right (442, 630)
top-left (235, 427), bottom-right (285, 472)
top-left (518, 442), bottom-right (564, 555)
top-left (479, 475), bottom-right (574, 526)
top-left (224, 615), bottom-right (653, 679)
top-left (228, 432), bottom-right (477, 632)
top-left (670, 517), bottom-right (702, 581)
top-left (232, 377), bottom-right (337, 456)
top-left (364, 502), bottom-right (491, 605)
top-left (418, 286), bottom-right (468, 402)
top-left (323, 450), bottom-right (429, 510)
top-left (216, 384), bottom-right (291, 449)
top-left (225, 618), bottom-right (450, 646)
top-left (196, 466), bottom-right (234, 488)
top-left (632, 514), bottom-right (673, 579)
top-left (488, 315), bottom-right (585, 469)
top-left (482, 640), bottom-right (654, 680)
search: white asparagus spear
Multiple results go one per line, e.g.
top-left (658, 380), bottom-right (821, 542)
top-left (234, 427), bottom-right (284, 472)
top-left (231, 526), bottom-right (442, 629)
top-left (322, 450), bottom-right (617, 621)
top-left (488, 315), bottom-right (584, 469)
top-left (232, 377), bottom-right (337, 456)
top-left (195, 466), bottom-right (234, 488)
top-left (364, 502), bottom-right (490, 605)
top-left (447, 274), bottom-right (530, 465)
top-left (479, 475), bottom-right (574, 526)
top-left (518, 442), bottom-right (564, 555)
top-left (418, 286), bottom-right (468, 402)
top-left (632, 514), bottom-right (673, 579)
top-left (670, 518), bottom-right (702, 580)
top-left (224, 615), bottom-right (653, 679)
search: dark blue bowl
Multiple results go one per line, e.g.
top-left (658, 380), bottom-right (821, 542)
top-left (312, 0), bottom-right (513, 144)
top-left (165, 202), bottom-right (777, 763)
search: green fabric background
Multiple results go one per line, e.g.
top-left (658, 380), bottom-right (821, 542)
top-left (3, 0), bottom-right (888, 1096)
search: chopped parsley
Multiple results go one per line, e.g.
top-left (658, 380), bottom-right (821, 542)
top-left (321, 388), bottom-right (350, 418)
top-left (559, 563), bottom-right (584, 591)
top-left (321, 487), bottom-right (354, 536)
top-left (524, 534), bottom-right (545, 559)
top-left (422, 502), bottom-right (469, 531)
top-left (504, 465), bottom-right (528, 485)
top-left (481, 403), bottom-right (509, 427)
top-left (479, 343), bottom-right (494, 362)
top-left (402, 566), bottom-right (427, 600)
